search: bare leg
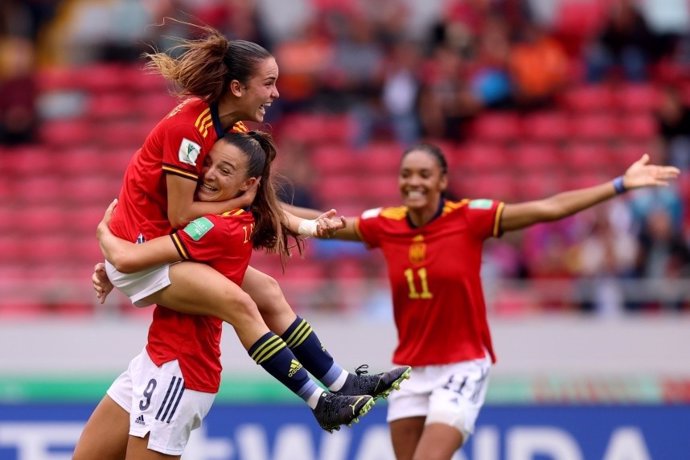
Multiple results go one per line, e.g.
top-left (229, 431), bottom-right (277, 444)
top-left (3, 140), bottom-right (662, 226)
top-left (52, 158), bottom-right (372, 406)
top-left (242, 266), bottom-right (297, 335)
top-left (413, 423), bottom-right (464, 460)
top-left (389, 416), bottom-right (425, 460)
top-left (125, 434), bottom-right (180, 460)
top-left (141, 262), bottom-right (269, 349)
top-left (73, 395), bottom-right (129, 460)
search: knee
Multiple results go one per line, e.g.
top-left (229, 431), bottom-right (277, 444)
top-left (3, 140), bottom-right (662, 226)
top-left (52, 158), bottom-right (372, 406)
top-left (225, 289), bottom-right (262, 322)
top-left (255, 274), bottom-right (288, 311)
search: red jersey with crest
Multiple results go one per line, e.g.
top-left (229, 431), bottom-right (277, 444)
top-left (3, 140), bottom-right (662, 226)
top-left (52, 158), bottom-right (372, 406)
top-left (355, 199), bottom-right (504, 367)
top-left (145, 209), bottom-right (255, 392)
top-left (109, 97), bottom-right (248, 242)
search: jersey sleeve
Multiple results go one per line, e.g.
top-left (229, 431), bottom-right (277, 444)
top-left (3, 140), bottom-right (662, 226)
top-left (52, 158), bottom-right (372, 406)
top-left (464, 199), bottom-right (505, 240)
top-left (160, 120), bottom-right (207, 183)
top-left (171, 215), bottom-right (233, 262)
top-left (354, 207), bottom-right (384, 248)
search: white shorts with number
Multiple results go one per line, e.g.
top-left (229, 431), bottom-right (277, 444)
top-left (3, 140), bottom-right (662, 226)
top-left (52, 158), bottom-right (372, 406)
top-left (387, 355), bottom-right (491, 441)
top-left (105, 260), bottom-right (171, 307)
top-left (107, 349), bottom-right (216, 456)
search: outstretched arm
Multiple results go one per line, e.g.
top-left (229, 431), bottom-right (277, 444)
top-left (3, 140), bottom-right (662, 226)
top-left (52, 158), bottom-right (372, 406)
top-left (280, 203), bottom-right (347, 238)
top-left (500, 154), bottom-right (680, 233)
top-left (97, 199), bottom-right (183, 273)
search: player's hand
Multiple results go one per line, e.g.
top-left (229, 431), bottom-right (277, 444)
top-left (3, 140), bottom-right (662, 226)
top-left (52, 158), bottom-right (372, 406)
top-left (236, 179), bottom-right (259, 209)
top-left (98, 199), bottom-right (118, 229)
top-left (622, 154), bottom-right (680, 190)
top-left (314, 209), bottom-right (346, 238)
top-left (92, 262), bottom-right (114, 304)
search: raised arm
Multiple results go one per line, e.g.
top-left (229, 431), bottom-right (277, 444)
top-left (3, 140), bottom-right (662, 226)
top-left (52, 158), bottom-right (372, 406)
top-left (97, 200), bottom-right (183, 273)
top-left (500, 154), bottom-right (680, 232)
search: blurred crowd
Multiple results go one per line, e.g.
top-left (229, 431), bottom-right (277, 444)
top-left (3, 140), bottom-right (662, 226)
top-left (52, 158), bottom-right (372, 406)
top-left (2, 0), bottom-right (690, 316)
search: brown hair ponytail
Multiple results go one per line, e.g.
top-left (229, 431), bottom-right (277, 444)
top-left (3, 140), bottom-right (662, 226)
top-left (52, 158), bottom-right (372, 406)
top-left (222, 131), bottom-right (301, 260)
top-left (145, 22), bottom-right (272, 104)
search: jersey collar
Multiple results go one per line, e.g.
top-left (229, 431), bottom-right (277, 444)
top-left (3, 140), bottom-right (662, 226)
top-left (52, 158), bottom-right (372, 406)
top-left (210, 102), bottom-right (226, 139)
top-left (406, 198), bottom-right (445, 229)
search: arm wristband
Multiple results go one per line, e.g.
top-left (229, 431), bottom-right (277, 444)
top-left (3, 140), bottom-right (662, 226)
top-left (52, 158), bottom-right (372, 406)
top-left (297, 219), bottom-right (318, 237)
top-left (613, 176), bottom-right (627, 195)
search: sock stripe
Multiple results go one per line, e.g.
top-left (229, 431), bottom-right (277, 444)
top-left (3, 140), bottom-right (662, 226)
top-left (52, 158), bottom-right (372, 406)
top-left (251, 335), bottom-right (286, 364)
top-left (284, 320), bottom-right (312, 348)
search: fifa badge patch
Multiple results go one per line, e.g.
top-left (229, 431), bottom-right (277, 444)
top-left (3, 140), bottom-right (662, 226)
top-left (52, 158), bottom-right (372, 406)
top-left (183, 217), bottom-right (214, 241)
top-left (178, 138), bottom-right (201, 166)
top-left (469, 199), bottom-right (493, 209)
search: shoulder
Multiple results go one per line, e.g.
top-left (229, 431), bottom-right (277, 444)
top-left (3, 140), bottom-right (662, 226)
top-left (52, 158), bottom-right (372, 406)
top-left (161, 98), bottom-right (214, 139)
top-left (361, 206), bottom-right (408, 222)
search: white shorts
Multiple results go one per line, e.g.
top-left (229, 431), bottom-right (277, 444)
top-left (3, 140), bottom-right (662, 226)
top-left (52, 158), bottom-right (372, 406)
top-left (387, 355), bottom-right (491, 442)
top-left (105, 260), bottom-right (171, 307)
top-left (107, 349), bottom-right (216, 456)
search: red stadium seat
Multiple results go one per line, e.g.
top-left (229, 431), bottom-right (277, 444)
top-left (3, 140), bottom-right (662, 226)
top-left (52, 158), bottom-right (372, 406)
top-left (454, 172), bottom-right (515, 202)
top-left (136, 93), bottom-right (178, 122)
top-left (13, 205), bottom-right (68, 236)
top-left (519, 171), bottom-right (567, 200)
top-left (36, 66), bottom-right (83, 93)
top-left (362, 142), bottom-right (403, 174)
top-left (56, 147), bottom-right (108, 176)
top-left (560, 85), bottom-right (615, 113)
top-left (63, 205), bottom-right (106, 236)
top-left (74, 63), bottom-right (130, 94)
top-left (510, 142), bottom-right (561, 172)
top-left (521, 111), bottom-right (571, 142)
top-left (102, 148), bottom-right (135, 176)
top-left (96, 120), bottom-right (151, 149)
top-left (614, 84), bottom-right (660, 113)
top-left (469, 111), bottom-right (522, 143)
top-left (19, 176), bottom-right (64, 205)
top-left (570, 113), bottom-right (620, 141)
top-left (38, 119), bottom-right (94, 148)
top-left (311, 145), bottom-right (357, 175)
top-left (561, 142), bottom-right (613, 173)
top-left (552, 1), bottom-right (606, 55)
top-left (0, 235), bottom-right (27, 264)
top-left (125, 66), bottom-right (170, 94)
top-left (453, 142), bottom-right (509, 173)
top-left (619, 113), bottom-right (657, 142)
top-left (62, 176), bottom-right (121, 205)
top-left (87, 93), bottom-right (134, 120)
top-left (2, 145), bottom-right (55, 176)
top-left (23, 235), bottom-right (74, 264)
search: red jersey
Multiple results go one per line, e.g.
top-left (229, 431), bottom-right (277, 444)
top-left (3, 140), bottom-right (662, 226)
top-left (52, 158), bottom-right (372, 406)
top-left (146, 209), bottom-right (255, 392)
top-left (355, 199), bottom-right (504, 367)
top-left (109, 97), bottom-right (248, 242)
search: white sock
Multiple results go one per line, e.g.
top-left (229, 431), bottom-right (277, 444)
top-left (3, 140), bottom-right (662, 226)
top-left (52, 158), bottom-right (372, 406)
top-left (327, 370), bottom-right (350, 392)
top-left (307, 387), bottom-right (325, 409)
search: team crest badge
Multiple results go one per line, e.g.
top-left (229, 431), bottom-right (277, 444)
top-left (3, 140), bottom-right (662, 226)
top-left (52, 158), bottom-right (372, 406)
top-left (409, 235), bottom-right (426, 265)
top-left (179, 138), bottom-right (201, 166)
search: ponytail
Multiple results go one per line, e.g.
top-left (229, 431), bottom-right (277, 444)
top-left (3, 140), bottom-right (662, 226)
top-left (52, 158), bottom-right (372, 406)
top-left (145, 21), bottom-right (272, 104)
top-left (222, 131), bottom-right (302, 260)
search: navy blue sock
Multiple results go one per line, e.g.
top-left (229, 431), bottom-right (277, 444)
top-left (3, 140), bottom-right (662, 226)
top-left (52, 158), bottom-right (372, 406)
top-left (281, 317), bottom-right (347, 389)
top-left (248, 332), bottom-right (321, 405)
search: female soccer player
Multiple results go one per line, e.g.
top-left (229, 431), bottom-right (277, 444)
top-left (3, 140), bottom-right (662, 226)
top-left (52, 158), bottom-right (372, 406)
top-left (75, 131), bottom-right (376, 459)
top-left (95, 22), bottom-right (409, 431)
top-left (318, 144), bottom-right (680, 460)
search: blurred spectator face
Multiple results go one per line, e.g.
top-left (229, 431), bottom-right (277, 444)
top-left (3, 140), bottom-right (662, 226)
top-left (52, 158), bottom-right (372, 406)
top-left (0, 37), bottom-right (34, 78)
top-left (647, 207), bottom-right (673, 242)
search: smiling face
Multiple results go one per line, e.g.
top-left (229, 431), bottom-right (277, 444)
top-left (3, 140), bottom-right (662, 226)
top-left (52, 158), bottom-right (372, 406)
top-left (231, 56), bottom-right (279, 122)
top-left (398, 149), bottom-right (448, 213)
top-left (197, 140), bottom-right (257, 202)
